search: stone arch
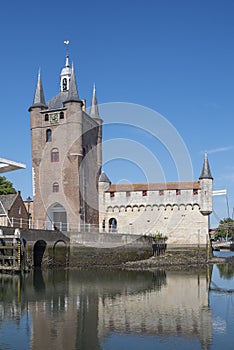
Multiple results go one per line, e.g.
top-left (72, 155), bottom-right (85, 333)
top-left (193, 203), bottom-right (200, 211)
top-left (107, 206), bottom-right (113, 213)
top-left (119, 205), bottom-right (125, 212)
top-left (46, 203), bottom-right (67, 231)
top-left (113, 205), bottom-right (120, 213)
top-left (126, 205), bottom-right (132, 212)
top-left (146, 205), bottom-right (152, 211)
top-left (139, 204), bottom-right (146, 211)
top-left (186, 204), bottom-right (193, 211)
top-left (166, 204), bottom-right (173, 211)
top-left (159, 204), bottom-right (165, 211)
top-left (179, 204), bottom-right (186, 211)
top-left (33, 240), bottom-right (47, 268)
top-left (133, 205), bottom-right (139, 212)
top-left (152, 204), bottom-right (159, 211)
top-left (109, 217), bottom-right (117, 232)
top-left (53, 240), bottom-right (68, 266)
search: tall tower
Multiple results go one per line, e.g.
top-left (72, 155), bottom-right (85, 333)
top-left (199, 153), bottom-right (213, 216)
top-left (29, 49), bottom-right (102, 231)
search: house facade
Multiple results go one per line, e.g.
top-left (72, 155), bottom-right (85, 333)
top-left (0, 192), bottom-right (28, 228)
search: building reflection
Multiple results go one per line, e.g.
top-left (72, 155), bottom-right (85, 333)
top-left (0, 268), bottom-right (212, 350)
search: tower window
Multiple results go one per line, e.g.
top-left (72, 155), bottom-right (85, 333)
top-left (126, 191), bottom-right (131, 197)
top-left (110, 192), bottom-right (115, 198)
top-left (51, 148), bottom-right (59, 162)
top-left (142, 190), bottom-right (147, 196)
top-left (193, 189), bottom-right (198, 195)
top-left (46, 129), bottom-right (52, 142)
top-left (45, 114), bottom-right (49, 122)
top-left (62, 78), bottom-right (67, 91)
top-left (60, 111), bottom-right (64, 119)
top-left (159, 190), bottom-right (164, 196)
top-left (53, 182), bottom-right (59, 192)
top-left (176, 189), bottom-right (181, 195)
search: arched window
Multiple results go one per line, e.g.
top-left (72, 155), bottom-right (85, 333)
top-left (46, 129), bottom-right (52, 142)
top-left (62, 78), bottom-right (67, 91)
top-left (60, 111), bottom-right (64, 119)
top-left (51, 148), bottom-right (59, 162)
top-left (45, 114), bottom-right (49, 122)
top-left (53, 182), bottom-right (59, 192)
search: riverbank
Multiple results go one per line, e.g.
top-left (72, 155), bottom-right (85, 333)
top-left (122, 249), bottom-right (228, 270)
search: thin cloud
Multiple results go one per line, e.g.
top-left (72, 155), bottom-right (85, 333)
top-left (205, 146), bottom-right (234, 154)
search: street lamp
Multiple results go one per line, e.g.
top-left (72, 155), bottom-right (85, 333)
top-left (25, 196), bottom-right (33, 228)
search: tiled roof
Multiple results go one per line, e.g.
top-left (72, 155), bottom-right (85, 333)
top-left (0, 194), bottom-right (17, 214)
top-left (106, 181), bottom-right (200, 192)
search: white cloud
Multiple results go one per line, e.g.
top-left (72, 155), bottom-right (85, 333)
top-left (205, 146), bottom-right (234, 154)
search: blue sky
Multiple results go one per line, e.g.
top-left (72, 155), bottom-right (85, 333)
top-left (1, 0), bottom-right (234, 226)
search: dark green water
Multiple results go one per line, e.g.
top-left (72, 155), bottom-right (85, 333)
top-left (1, 255), bottom-right (234, 350)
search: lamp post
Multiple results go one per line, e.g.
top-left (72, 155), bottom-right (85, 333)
top-left (25, 196), bottom-right (33, 228)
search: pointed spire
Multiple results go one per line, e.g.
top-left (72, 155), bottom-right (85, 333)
top-left (32, 69), bottom-right (47, 108)
top-left (64, 64), bottom-right (82, 104)
top-left (99, 171), bottom-right (111, 183)
top-left (89, 83), bottom-right (100, 119)
top-left (199, 153), bottom-right (213, 180)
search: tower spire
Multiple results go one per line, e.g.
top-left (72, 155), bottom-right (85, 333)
top-left (65, 64), bottom-right (82, 103)
top-left (199, 153), bottom-right (213, 180)
top-left (31, 69), bottom-right (47, 108)
top-left (89, 83), bottom-right (100, 119)
top-left (60, 40), bottom-right (72, 92)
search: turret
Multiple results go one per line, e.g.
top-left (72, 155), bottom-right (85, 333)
top-left (89, 84), bottom-right (103, 174)
top-left (199, 153), bottom-right (213, 215)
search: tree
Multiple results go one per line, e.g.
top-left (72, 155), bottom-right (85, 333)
top-left (0, 176), bottom-right (17, 195)
top-left (216, 218), bottom-right (234, 240)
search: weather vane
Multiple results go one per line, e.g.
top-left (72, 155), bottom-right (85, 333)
top-left (64, 40), bottom-right (70, 56)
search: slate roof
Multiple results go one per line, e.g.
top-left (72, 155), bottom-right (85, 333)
top-left (106, 181), bottom-right (200, 192)
top-left (199, 154), bottom-right (213, 180)
top-left (0, 194), bottom-right (17, 215)
top-left (99, 171), bottom-right (111, 183)
top-left (46, 91), bottom-right (69, 110)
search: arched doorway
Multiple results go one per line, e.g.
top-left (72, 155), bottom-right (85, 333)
top-left (33, 240), bottom-right (47, 268)
top-left (109, 218), bottom-right (117, 232)
top-left (46, 203), bottom-right (67, 231)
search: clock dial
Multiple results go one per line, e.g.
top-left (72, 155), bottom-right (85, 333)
top-left (50, 113), bottom-right (59, 124)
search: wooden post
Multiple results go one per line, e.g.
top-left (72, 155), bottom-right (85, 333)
top-left (17, 241), bottom-right (21, 267)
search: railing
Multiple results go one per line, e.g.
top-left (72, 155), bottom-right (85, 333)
top-left (0, 216), bottom-right (102, 233)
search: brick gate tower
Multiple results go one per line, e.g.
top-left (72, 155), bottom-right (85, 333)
top-left (29, 50), bottom-right (102, 231)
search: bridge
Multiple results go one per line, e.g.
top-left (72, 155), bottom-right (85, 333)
top-left (0, 225), bottom-right (70, 270)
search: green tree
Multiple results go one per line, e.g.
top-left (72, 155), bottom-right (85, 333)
top-left (0, 176), bottom-right (17, 195)
top-left (216, 218), bottom-right (234, 240)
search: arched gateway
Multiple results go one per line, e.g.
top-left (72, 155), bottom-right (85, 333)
top-left (46, 203), bottom-right (67, 231)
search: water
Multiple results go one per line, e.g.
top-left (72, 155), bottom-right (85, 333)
top-left (1, 253), bottom-right (234, 350)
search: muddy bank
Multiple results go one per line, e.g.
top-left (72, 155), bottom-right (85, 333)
top-left (122, 249), bottom-right (228, 270)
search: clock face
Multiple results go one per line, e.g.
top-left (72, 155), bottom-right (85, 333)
top-left (50, 113), bottom-right (59, 124)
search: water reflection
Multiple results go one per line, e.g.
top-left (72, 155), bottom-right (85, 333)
top-left (0, 268), bottom-right (213, 350)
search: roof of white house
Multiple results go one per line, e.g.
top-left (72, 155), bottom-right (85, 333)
top-left (0, 157), bottom-right (26, 174)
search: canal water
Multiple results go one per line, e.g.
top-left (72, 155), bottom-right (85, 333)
top-left (1, 253), bottom-right (234, 350)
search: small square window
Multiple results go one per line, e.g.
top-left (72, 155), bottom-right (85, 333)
top-left (159, 190), bottom-right (164, 196)
top-left (60, 112), bottom-right (64, 119)
top-left (110, 192), bottom-right (115, 198)
top-left (193, 189), bottom-right (198, 195)
top-left (142, 190), bottom-right (147, 196)
top-left (176, 189), bottom-right (181, 195)
top-left (126, 191), bottom-right (131, 197)
top-left (45, 114), bottom-right (49, 122)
